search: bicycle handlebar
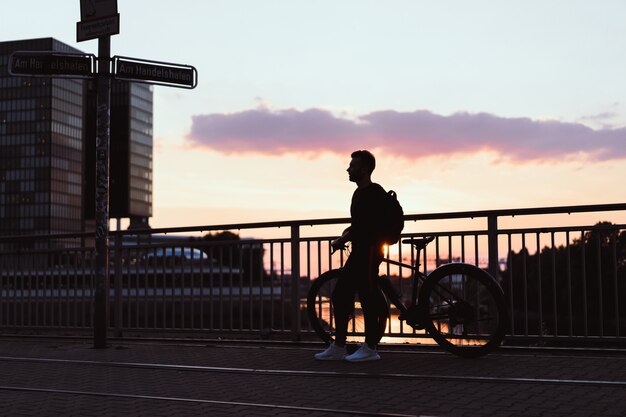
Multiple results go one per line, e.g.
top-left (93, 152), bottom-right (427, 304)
top-left (331, 244), bottom-right (347, 255)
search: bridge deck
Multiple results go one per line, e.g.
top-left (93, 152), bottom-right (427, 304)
top-left (0, 338), bottom-right (624, 416)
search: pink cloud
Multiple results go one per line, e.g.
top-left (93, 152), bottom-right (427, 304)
top-left (186, 107), bottom-right (626, 162)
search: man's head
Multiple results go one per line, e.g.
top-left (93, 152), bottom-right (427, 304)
top-left (347, 150), bottom-right (375, 183)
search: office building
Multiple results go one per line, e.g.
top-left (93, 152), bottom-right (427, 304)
top-left (0, 38), bottom-right (153, 239)
top-left (84, 70), bottom-right (154, 227)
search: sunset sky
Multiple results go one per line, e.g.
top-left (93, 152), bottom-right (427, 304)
top-left (2, 1), bottom-right (625, 235)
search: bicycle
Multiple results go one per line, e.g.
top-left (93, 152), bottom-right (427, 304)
top-left (307, 236), bottom-right (507, 358)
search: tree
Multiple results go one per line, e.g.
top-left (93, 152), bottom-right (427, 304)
top-left (501, 222), bottom-right (626, 338)
top-left (188, 231), bottom-right (268, 283)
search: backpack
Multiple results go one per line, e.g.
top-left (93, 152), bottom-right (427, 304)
top-left (380, 190), bottom-right (404, 245)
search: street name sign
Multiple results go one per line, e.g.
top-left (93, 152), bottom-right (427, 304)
top-left (77, 14), bottom-right (120, 42)
top-left (113, 56), bottom-right (197, 89)
top-left (77, 0), bottom-right (119, 42)
top-left (80, 0), bottom-right (118, 21)
top-left (8, 51), bottom-right (96, 78)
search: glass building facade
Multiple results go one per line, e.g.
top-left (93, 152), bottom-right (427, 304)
top-left (0, 38), bottom-right (153, 239)
top-left (0, 38), bottom-right (84, 237)
top-left (84, 80), bottom-right (153, 223)
top-left (127, 83), bottom-right (153, 220)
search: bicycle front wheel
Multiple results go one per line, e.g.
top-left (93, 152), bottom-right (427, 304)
top-left (307, 269), bottom-right (389, 345)
top-left (418, 263), bottom-right (507, 358)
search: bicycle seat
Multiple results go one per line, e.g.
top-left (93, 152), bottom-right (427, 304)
top-left (401, 236), bottom-right (435, 250)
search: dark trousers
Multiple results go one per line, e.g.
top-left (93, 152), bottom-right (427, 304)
top-left (331, 244), bottom-right (387, 347)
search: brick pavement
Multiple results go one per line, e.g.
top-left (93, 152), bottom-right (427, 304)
top-left (0, 338), bottom-right (625, 416)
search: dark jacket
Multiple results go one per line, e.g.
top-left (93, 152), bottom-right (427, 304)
top-left (349, 183), bottom-right (387, 249)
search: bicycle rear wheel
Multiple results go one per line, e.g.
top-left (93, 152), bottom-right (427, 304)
top-left (307, 269), bottom-right (389, 345)
top-left (418, 263), bottom-right (507, 358)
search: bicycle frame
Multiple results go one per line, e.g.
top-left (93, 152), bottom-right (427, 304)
top-left (382, 256), bottom-right (489, 320)
top-left (338, 237), bottom-right (497, 332)
top-left (333, 239), bottom-right (431, 321)
top-left (378, 257), bottom-right (428, 324)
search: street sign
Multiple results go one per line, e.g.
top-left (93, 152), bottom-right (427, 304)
top-left (113, 56), bottom-right (197, 89)
top-left (8, 51), bottom-right (96, 78)
top-left (77, 0), bottom-right (119, 42)
top-left (80, 0), bottom-right (118, 21)
top-left (77, 14), bottom-right (120, 42)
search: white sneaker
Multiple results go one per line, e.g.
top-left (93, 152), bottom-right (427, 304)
top-left (344, 344), bottom-right (380, 362)
top-left (314, 343), bottom-right (347, 361)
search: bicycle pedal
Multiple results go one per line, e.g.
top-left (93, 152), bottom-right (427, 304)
top-left (405, 319), bottom-right (425, 330)
top-left (399, 309), bottom-right (425, 330)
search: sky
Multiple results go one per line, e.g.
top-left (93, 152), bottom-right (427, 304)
top-left (2, 1), bottom-right (625, 235)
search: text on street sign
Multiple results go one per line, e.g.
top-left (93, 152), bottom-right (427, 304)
top-left (113, 56), bottom-right (197, 89)
top-left (9, 51), bottom-right (96, 78)
top-left (77, 14), bottom-right (120, 42)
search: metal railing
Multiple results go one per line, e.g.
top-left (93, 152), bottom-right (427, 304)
top-left (1, 203), bottom-right (625, 347)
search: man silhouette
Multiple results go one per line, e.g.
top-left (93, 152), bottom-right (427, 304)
top-left (315, 150), bottom-right (388, 362)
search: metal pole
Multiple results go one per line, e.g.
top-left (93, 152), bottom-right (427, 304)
top-left (114, 219), bottom-right (123, 337)
top-left (487, 215), bottom-right (499, 280)
top-left (94, 36), bottom-right (111, 348)
top-left (290, 225), bottom-right (301, 341)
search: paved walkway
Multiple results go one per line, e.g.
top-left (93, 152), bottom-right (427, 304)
top-left (0, 338), bottom-right (625, 417)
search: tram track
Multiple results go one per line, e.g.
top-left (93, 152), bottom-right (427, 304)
top-left (0, 355), bottom-right (624, 388)
top-left (3, 333), bottom-right (626, 360)
top-left (0, 384), bottom-right (421, 417)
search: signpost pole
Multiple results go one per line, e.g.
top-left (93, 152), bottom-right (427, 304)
top-left (94, 35), bottom-right (112, 349)
top-left (74, 0), bottom-right (194, 348)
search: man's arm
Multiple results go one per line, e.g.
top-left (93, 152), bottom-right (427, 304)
top-left (331, 227), bottom-right (352, 252)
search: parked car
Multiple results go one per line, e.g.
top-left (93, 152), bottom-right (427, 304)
top-left (143, 247), bottom-right (209, 266)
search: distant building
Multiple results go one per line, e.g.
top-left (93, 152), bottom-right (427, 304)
top-left (84, 65), bottom-right (154, 228)
top-left (0, 37), bottom-right (153, 240)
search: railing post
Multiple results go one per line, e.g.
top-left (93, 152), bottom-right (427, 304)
top-left (290, 225), bottom-right (301, 341)
top-left (487, 215), bottom-right (499, 279)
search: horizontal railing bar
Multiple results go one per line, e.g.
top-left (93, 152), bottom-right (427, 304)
top-left (498, 224), bottom-right (626, 235)
top-left (403, 202), bottom-right (626, 222)
top-left (125, 202), bottom-right (626, 236)
top-left (4, 223), bottom-right (625, 256)
top-left (1, 202), bottom-right (624, 242)
top-left (0, 232), bottom-right (93, 242)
